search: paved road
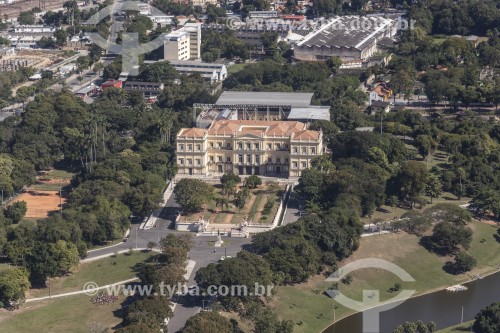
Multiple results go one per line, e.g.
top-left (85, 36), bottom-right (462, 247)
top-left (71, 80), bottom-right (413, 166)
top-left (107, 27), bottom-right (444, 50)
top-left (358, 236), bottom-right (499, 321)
top-left (167, 236), bottom-right (251, 333)
top-left (281, 186), bottom-right (302, 226)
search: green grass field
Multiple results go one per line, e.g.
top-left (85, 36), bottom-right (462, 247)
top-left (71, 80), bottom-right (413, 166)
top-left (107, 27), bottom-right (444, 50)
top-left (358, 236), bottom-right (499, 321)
top-left (28, 251), bottom-right (153, 299)
top-left (228, 63), bottom-right (248, 74)
top-left (0, 251), bottom-right (155, 333)
top-left (361, 191), bottom-right (471, 224)
top-left (270, 221), bottom-right (500, 333)
top-left (46, 169), bottom-right (75, 179)
top-left (437, 320), bottom-right (474, 332)
top-left (0, 294), bottom-right (124, 333)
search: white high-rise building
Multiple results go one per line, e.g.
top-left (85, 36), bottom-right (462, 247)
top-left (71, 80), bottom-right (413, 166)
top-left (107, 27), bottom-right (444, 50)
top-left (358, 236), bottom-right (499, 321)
top-left (163, 30), bottom-right (190, 60)
top-left (163, 23), bottom-right (201, 61)
top-left (182, 22), bottom-right (201, 60)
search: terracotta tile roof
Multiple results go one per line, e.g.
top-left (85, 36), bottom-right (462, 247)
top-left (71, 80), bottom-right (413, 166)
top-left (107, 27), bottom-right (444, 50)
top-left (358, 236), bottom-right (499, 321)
top-left (178, 128), bottom-right (207, 138)
top-left (293, 130), bottom-right (320, 141)
top-left (372, 84), bottom-right (392, 98)
top-left (205, 120), bottom-right (320, 140)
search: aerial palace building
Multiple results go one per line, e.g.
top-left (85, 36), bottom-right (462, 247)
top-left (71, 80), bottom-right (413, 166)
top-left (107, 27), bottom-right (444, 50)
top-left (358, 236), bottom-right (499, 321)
top-left (176, 120), bottom-right (322, 178)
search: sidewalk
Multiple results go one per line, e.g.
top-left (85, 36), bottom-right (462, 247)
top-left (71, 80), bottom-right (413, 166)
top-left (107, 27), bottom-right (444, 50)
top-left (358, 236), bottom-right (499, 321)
top-left (25, 277), bottom-right (139, 303)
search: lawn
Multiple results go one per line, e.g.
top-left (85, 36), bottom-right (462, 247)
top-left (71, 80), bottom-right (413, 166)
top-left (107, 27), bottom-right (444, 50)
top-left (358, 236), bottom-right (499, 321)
top-left (228, 63), bottom-right (248, 74)
top-left (437, 320), bottom-right (474, 332)
top-left (0, 294), bottom-right (124, 333)
top-left (0, 263), bottom-right (10, 272)
top-left (28, 251), bottom-right (153, 299)
top-left (270, 221), bottom-right (500, 333)
top-left (28, 168), bottom-right (75, 191)
top-left (361, 191), bottom-right (471, 224)
top-left (0, 251), bottom-right (155, 333)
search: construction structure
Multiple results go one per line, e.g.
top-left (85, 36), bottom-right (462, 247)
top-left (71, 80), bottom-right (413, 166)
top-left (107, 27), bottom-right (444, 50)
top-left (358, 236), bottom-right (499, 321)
top-left (194, 91), bottom-right (330, 128)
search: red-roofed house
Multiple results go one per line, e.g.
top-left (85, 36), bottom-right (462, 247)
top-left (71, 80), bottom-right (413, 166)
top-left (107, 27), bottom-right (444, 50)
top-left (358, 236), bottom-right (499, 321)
top-left (101, 80), bottom-right (123, 91)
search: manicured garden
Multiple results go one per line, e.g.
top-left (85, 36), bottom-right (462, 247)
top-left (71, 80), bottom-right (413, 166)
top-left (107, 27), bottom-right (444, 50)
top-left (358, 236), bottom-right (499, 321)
top-left (177, 177), bottom-right (285, 226)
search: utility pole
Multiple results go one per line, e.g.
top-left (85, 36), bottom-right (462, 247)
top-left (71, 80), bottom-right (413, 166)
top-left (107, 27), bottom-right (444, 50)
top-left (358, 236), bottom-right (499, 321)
top-left (333, 303), bottom-right (336, 322)
top-left (380, 110), bottom-right (383, 134)
top-left (135, 228), bottom-right (138, 249)
top-left (59, 180), bottom-right (62, 212)
top-left (461, 306), bottom-right (464, 324)
top-left (202, 299), bottom-right (205, 311)
top-left (157, 222), bottom-right (160, 243)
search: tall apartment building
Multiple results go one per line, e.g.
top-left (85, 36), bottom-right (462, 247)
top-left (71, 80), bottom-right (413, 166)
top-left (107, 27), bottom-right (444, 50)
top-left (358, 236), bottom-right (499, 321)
top-left (182, 23), bottom-right (201, 60)
top-left (176, 120), bottom-right (323, 178)
top-left (163, 23), bottom-right (201, 61)
top-left (163, 30), bottom-right (190, 60)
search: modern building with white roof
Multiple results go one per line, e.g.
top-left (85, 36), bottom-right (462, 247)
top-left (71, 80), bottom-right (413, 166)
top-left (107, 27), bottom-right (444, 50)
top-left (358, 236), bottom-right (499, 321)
top-left (294, 16), bottom-right (397, 62)
top-left (167, 60), bottom-right (228, 83)
top-left (215, 91), bottom-right (314, 108)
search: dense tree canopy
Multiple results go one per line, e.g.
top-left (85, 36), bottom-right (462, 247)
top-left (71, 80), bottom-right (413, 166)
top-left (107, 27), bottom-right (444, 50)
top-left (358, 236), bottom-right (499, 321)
top-left (473, 302), bottom-right (500, 333)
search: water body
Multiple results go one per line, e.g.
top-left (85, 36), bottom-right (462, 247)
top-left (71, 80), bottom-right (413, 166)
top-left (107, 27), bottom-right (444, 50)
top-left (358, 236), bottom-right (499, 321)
top-left (324, 271), bottom-right (500, 333)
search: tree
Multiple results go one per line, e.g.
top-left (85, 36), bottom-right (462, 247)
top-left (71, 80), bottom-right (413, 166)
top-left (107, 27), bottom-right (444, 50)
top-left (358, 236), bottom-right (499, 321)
top-left (220, 173), bottom-right (241, 186)
top-left (53, 29), bottom-right (68, 46)
top-left (424, 222), bottom-right (473, 255)
top-left (124, 297), bottom-right (173, 330)
top-left (423, 203), bottom-right (472, 225)
top-left (76, 55), bottom-right (91, 72)
top-left (181, 311), bottom-right (232, 333)
top-left (233, 187), bottom-right (250, 213)
top-left (392, 161), bottom-right (429, 208)
top-left (16, 86), bottom-right (35, 108)
top-left (93, 62), bottom-right (104, 75)
top-left (4, 201), bottom-right (27, 224)
top-left (244, 175), bottom-right (262, 189)
top-left (401, 211), bottom-right (432, 235)
top-left (173, 178), bottom-right (215, 213)
top-left (469, 188), bottom-right (500, 219)
top-left (309, 120), bottom-right (339, 144)
top-left (0, 267), bottom-right (30, 306)
top-left (27, 240), bottom-right (79, 284)
top-left (473, 302), bottom-right (500, 333)
top-left (326, 56), bottom-right (342, 74)
top-left (415, 135), bottom-right (438, 162)
top-left (0, 36), bottom-right (11, 47)
top-left (425, 174), bottom-right (442, 204)
top-left (443, 252), bottom-right (476, 274)
top-left (18, 11), bottom-right (35, 24)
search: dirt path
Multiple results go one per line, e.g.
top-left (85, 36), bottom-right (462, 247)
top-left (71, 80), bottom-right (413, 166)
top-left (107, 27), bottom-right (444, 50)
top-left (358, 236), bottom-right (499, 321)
top-left (244, 193), bottom-right (257, 223)
top-left (253, 191), bottom-right (270, 223)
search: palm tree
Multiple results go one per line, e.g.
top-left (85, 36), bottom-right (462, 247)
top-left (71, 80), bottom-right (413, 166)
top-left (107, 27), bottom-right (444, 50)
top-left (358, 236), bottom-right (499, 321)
top-left (158, 110), bottom-right (173, 143)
